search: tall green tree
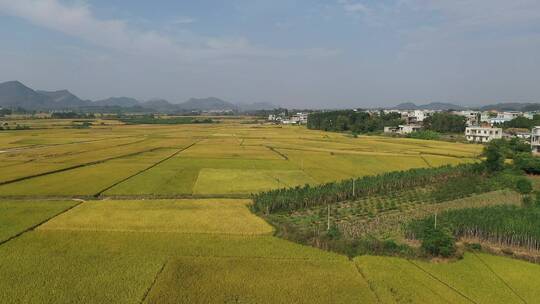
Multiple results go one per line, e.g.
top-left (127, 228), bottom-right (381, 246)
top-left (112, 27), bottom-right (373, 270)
top-left (484, 143), bottom-right (505, 172)
top-left (423, 113), bottom-right (466, 133)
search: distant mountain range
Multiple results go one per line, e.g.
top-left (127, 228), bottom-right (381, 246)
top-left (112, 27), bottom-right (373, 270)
top-left (392, 102), bottom-right (466, 111)
top-left (0, 81), bottom-right (278, 113)
top-left (478, 103), bottom-right (540, 112)
top-left (392, 102), bottom-right (540, 112)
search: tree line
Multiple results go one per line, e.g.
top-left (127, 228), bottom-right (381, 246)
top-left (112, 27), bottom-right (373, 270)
top-left (406, 205), bottom-right (540, 252)
top-left (251, 164), bottom-right (482, 214)
top-left (306, 110), bottom-right (402, 133)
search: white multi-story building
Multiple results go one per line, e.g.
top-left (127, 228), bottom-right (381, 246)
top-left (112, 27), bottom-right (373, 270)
top-left (281, 112), bottom-right (308, 125)
top-left (531, 127), bottom-right (540, 154)
top-left (401, 110), bottom-right (432, 124)
top-left (465, 127), bottom-right (503, 143)
top-left (453, 110), bottom-right (480, 126)
top-left (384, 125), bottom-right (422, 135)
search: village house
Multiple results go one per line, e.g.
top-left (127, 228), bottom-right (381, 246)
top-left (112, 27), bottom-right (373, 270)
top-left (465, 126), bottom-right (503, 143)
top-left (453, 110), bottom-right (480, 126)
top-left (531, 127), bottom-right (540, 154)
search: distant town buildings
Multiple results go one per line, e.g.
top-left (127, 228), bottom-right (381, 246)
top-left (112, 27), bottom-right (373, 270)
top-left (465, 126), bottom-right (503, 143)
top-left (268, 112), bottom-right (308, 125)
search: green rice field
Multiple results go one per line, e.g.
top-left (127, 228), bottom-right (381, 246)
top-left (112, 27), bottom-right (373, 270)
top-left (1, 119), bottom-right (538, 303)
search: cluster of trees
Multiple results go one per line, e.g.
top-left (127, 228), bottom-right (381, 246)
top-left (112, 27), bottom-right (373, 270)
top-left (483, 138), bottom-right (537, 173)
top-left (252, 164), bottom-right (481, 214)
top-left (408, 130), bottom-right (441, 140)
top-left (307, 110), bottom-right (403, 133)
top-left (0, 108), bottom-right (12, 117)
top-left (500, 115), bottom-right (540, 130)
top-left (51, 112), bottom-right (95, 119)
top-left (407, 205), bottom-right (540, 252)
top-left (423, 113), bottom-right (466, 133)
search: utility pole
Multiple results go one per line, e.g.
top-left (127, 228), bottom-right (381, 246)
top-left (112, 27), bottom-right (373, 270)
top-left (352, 179), bottom-right (355, 196)
top-left (434, 213), bottom-right (437, 229)
top-left (327, 204), bottom-right (330, 231)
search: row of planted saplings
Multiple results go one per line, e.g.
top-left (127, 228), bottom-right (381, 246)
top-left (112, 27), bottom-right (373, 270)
top-left (252, 163), bottom-right (484, 214)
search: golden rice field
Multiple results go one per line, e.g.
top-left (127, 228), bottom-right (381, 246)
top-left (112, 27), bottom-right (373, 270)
top-left (0, 121), bottom-right (481, 197)
top-left (1, 119), bottom-right (538, 303)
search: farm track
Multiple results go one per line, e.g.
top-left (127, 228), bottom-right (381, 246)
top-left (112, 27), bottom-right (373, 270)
top-left (0, 199), bottom-right (85, 247)
top-left (94, 141), bottom-right (200, 197)
top-left (420, 155), bottom-right (433, 168)
top-left (265, 146), bottom-right (289, 160)
top-left (139, 261), bottom-right (168, 304)
top-left (354, 262), bottom-right (382, 303)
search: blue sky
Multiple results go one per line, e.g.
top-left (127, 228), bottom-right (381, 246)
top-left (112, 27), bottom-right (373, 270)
top-left (1, 0), bottom-right (540, 107)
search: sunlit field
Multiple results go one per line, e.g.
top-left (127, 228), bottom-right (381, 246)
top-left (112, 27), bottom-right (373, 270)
top-left (3, 119), bottom-right (538, 303)
top-left (0, 120), bottom-right (481, 197)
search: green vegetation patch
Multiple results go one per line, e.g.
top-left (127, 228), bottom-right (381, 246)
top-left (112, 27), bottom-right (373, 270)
top-left (406, 204), bottom-right (540, 251)
top-left (0, 200), bottom-right (78, 242)
top-left (145, 257), bottom-right (376, 304)
top-left (40, 199), bottom-right (273, 235)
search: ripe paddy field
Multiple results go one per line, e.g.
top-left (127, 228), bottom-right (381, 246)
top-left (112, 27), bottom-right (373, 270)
top-left (1, 119), bottom-right (539, 303)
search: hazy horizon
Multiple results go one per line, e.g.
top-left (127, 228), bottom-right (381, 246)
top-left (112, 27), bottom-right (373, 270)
top-left (1, 1), bottom-right (539, 108)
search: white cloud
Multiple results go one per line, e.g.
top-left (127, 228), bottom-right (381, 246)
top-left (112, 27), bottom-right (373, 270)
top-left (0, 0), bottom-right (337, 61)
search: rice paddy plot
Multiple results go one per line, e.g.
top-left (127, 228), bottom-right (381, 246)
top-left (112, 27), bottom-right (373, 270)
top-left (355, 256), bottom-right (469, 303)
top-left (105, 157), bottom-right (298, 196)
top-left (0, 200), bottom-right (78, 242)
top-left (144, 256), bottom-right (377, 304)
top-left (356, 253), bottom-right (534, 304)
top-left (409, 253), bottom-right (527, 304)
top-left (475, 253), bottom-right (540, 303)
top-left (40, 199), bottom-right (273, 235)
top-left (0, 230), bottom-right (347, 303)
top-left (193, 169), bottom-right (315, 194)
top-left (180, 141), bottom-right (281, 160)
top-left (0, 148), bottom-right (179, 196)
top-left (281, 148), bottom-right (431, 183)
